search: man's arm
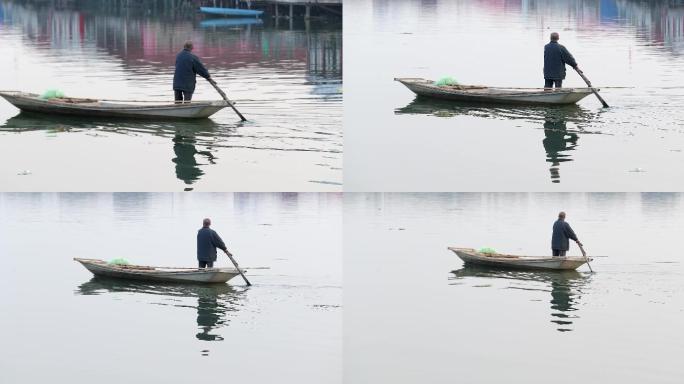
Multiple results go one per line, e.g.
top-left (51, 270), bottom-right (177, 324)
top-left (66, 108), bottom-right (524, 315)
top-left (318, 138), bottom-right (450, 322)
top-left (193, 56), bottom-right (211, 80)
top-left (565, 223), bottom-right (582, 246)
top-left (561, 46), bottom-right (578, 69)
top-left (211, 231), bottom-right (228, 254)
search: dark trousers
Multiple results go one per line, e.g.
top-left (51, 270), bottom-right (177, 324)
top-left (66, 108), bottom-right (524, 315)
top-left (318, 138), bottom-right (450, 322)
top-left (174, 89), bottom-right (193, 102)
top-left (198, 260), bottom-right (214, 268)
top-left (552, 249), bottom-right (567, 257)
top-left (544, 79), bottom-right (563, 88)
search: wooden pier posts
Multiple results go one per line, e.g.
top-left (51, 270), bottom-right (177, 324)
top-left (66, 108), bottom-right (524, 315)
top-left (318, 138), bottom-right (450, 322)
top-left (226, 1), bottom-right (341, 20)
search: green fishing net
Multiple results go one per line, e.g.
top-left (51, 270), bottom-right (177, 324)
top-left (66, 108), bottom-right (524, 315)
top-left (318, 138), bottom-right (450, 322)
top-left (39, 89), bottom-right (65, 100)
top-left (434, 77), bottom-right (459, 86)
top-left (108, 258), bottom-right (130, 266)
top-left (478, 247), bottom-right (497, 254)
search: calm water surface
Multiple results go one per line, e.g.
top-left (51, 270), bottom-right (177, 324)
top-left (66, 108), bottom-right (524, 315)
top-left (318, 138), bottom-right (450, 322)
top-left (345, 193), bottom-right (684, 383)
top-left (0, 193), bottom-right (341, 383)
top-left (0, 1), bottom-right (342, 191)
top-left (345, 0), bottom-right (684, 191)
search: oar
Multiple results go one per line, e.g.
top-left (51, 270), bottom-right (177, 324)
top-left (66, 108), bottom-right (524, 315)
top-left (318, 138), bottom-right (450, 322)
top-left (207, 78), bottom-right (247, 121)
top-left (573, 67), bottom-right (609, 108)
top-left (577, 243), bottom-right (594, 273)
top-left (224, 250), bottom-right (252, 286)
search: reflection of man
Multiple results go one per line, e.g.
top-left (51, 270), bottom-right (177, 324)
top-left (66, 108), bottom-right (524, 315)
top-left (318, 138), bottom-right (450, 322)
top-left (544, 32), bottom-right (580, 88)
top-left (552, 211), bottom-right (582, 256)
top-left (543, 115), bottom-right (578, 183)
top-left (197, 218), bottom-right (231, 268)
top-left (196, 294), bottom-right (223, 342)
top-left (173, 134), bottom-right (215, 189)
top-left (550, 274), bottom-right (575, 332)
top-left (551, 280), bottom-right (572, 314)
top-left (173, 41), bottom-right (211, 102)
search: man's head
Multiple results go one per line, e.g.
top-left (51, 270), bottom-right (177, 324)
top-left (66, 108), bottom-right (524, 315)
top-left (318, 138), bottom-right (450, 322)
top-left (184, 40), bottom-right (194, 51)
top-left (558, 211), bottom-right (566, 220)
top-left (550, 32), bottom-right (560, 42)
top-left (203, 218), bottom-right (211, 227)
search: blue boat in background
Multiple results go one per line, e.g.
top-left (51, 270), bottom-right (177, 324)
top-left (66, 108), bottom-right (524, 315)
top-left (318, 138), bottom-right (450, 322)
top-left (200, 18), bottom-right (264, 28)
top-left (199, 6), bottom-right (263, 17)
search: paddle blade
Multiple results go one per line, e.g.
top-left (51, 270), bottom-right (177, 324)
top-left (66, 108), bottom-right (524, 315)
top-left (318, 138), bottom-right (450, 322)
top-left (578, 244), bottom-right (594, 273)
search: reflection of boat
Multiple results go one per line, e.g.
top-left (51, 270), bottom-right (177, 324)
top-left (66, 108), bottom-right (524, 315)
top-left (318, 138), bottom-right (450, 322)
top-left (451, 264), bottom-right (582, 281)
top-left (76, 277), bottom-right (244, 342)
top-left (0, 111), bottom-right (227, 131)
top-left (395, 96), bottom-right (598, 126)
top-left (200, 6), bottom-right (263, 17)
top-left (200, 18), bottom-right (264, 28)
top-left (74, 258), bottom-right (242, 284)
top-left (396, 95), bottom-right (587, 119)
top-left (448, 247), bottom-right (592, 271)
top-left (395, 78), bottom-right (595, 105)
top-left (0, 112), bottom-right (232, 189)
top-left (451, 265), bottom-right (588, 332)
top-left (395, 98), bottom-right (593, 184)
top-left (0, 92), bottom-right (228, 119)
top-left (76, 276), bottom-right (239, 297)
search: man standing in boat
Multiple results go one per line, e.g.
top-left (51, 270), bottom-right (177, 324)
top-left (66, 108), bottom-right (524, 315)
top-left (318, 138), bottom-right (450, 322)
top-left (552, 211), bottom-right (582, 257)
top-left (197, 218), bottom-right (231, 268)
top-left (544, 32), bottom-right (580, 89)
top-left (173, 41), bottom-right (211, 103)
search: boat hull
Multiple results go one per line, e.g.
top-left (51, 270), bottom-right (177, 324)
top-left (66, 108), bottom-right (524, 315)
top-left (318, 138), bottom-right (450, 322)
top-left (199, 7), bottom-right (263, 17)
top-left (74, 258), bottom-right (241, 284)
top-left (0, 92), bottom-right (227, 119)
top-left (448, 247), bottom-right (590, 271)
top-left (396, 78), bottom-right (594, 105)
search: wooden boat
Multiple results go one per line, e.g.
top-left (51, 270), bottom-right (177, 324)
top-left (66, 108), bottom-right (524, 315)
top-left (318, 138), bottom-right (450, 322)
top-left (199, 6), bottom-right (263, 17)
top-left (0, 91), bottom-right (228, 119)
top-left (448, 247), bottom-right (592, 271)
top-left (395, 78), bottom-right (595, 105)
top-left (74, 258), bottom-right (242, 284)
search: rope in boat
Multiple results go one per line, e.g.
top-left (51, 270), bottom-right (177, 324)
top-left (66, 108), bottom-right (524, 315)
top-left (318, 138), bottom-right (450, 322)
top-left (102, 262), bottom-right (266, 270)
top-left (468, 86), bottom-right (637, 90)
top-left (97, 98), bottom-right (233, 103)
top-left (0, 92), bottom-right (234, 104)
top-left (418, 85), bottom-right (684, 90)
top-left (100, 266), bottom-right (235, 275)
top-left (432, 85), bottom-right (637, 90)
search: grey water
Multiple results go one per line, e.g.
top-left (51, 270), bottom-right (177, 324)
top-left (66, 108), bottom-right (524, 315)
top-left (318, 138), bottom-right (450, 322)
top-left (345, 0), bottom-right (684, 191)
top-left (0, 1), bottom-right (342, 191)
top-left (344, 193), bottom-right (684, 384)
top-left (0, 193), bottom-right (342, 383)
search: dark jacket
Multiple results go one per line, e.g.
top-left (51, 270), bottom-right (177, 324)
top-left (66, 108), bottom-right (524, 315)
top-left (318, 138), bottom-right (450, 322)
top-left (551, 219), bottom-right (578, 251)
top-left (173, 49), bottom-right (210, 92)
top-left (197, 227), bottom-right (227, 262)
top-left (544, 41), bottom-right (577, 80)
